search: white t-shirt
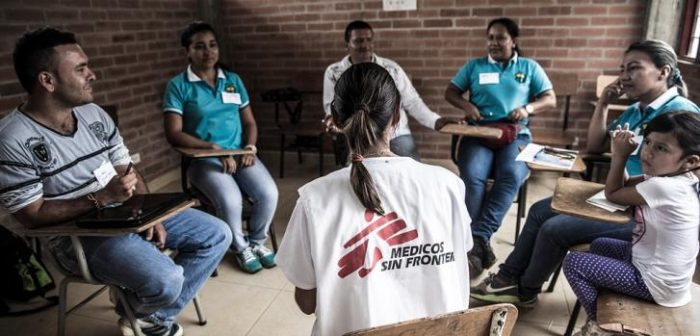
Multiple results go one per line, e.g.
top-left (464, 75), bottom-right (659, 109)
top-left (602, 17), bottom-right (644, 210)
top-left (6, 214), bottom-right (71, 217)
top-left (634, 172), bottom-right (700, 307)
top-left (276, 157), bottom-right (472, 336)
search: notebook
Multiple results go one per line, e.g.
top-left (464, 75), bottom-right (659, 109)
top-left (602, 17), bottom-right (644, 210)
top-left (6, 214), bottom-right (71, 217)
top-left (76, 193), bottom-right (190, 228)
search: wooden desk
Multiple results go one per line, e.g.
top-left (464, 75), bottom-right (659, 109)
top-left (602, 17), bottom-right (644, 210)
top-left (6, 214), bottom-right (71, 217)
top-left (3, 199), bottom-right (195, 237)
top-left (174, 147), bottom-right (254, 158)
top-left (438, 124), bottom-right (503, 139)
top-left (551, 177), bottom-right (631, 224)
top-left (527, 155), bottom-right (587, 174)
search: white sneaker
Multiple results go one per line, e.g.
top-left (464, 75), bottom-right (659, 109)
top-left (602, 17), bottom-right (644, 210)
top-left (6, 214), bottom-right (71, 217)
top-left (118, 317), bottom-right (183, 336)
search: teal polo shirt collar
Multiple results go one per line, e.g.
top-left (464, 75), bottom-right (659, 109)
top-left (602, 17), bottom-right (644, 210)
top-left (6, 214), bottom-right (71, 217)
top-left (186, 65), bottom-right (226, 83)
top-left (487, 52), bottom-right (519, 66)
top-left (638, 86), bottom-right (679, 113)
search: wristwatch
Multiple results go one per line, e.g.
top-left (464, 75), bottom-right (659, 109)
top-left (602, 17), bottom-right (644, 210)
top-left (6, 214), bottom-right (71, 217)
top-left (524, 104), bottom-right (534, 115)
top-left (244, 144), bottom-right (257, 153)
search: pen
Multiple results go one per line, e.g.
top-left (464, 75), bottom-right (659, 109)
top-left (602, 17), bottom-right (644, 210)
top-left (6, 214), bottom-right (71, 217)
top-left (124, 162), bottom-right (134, 177)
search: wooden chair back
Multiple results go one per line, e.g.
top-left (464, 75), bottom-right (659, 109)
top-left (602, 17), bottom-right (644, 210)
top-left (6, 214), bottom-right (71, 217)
top-left (548, 72), bottom-right (579, 131)
top-left (344, 304), bottom-right (518, 336)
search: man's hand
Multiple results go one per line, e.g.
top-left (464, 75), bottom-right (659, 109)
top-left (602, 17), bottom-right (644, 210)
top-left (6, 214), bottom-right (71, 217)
top-left (434, 117), bottom-right (465, 130)
top-left (610, 123), bottom-right (637, 158)
top-left (220, 156), bottom-right (237, 174)
top-left (509, 106), bottom-right (529, 122)
top-left (322, 115), bottom-right (341, 134)
top-left (142, 222), bottom-right (167, 249)
top-left (241, 153), bottom-right (256, 167)
top-left (96, 171), bottom-right (138, 205)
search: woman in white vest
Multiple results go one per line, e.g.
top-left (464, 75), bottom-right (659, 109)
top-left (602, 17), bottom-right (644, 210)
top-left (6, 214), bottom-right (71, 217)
top-left (277, 63), bottom-right (473, 335)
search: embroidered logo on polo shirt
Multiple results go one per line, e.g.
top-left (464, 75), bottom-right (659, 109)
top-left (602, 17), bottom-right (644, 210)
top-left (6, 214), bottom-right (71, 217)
top-left (515, 72), bottom-right (527, 83)
top-left (225, 84), bottom-right (235, 93)
top-left (88, 122), bottom-right (109, 142)
top-left (25, 136), bottom-right (53, 166)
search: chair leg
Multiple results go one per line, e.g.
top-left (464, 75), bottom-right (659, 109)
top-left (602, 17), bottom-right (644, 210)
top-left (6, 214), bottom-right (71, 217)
top-left (279, 134), bottom-right (285, 179)
top-left (269, 223), bottom-right (279, 253)
top-left (514, 181), bottom-right (528, 243)
top-left (297, 147), bottom-right (303, 164)
top-left (193, 294), bottom-right (207, 325)
top-left (57, 279), bottom-right (70, 336)
top-left (564, 300), bottom-right (582, 336)
top-left (546, 263), bottom-right (562, 293)
top-left (319, 134), bottom-right (324, 176)
top-left (116, 287), bottom-right (146, 336)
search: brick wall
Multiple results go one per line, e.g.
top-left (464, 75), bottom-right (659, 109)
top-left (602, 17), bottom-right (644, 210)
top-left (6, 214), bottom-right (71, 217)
top-left (0, 0), bottom-right (199, 182)
top-left (221, 0), bottom-right (650, 158)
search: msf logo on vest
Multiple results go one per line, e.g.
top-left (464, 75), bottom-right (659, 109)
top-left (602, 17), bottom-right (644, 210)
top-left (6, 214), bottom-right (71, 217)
top-left (337, 210), bottom-right (418, 278)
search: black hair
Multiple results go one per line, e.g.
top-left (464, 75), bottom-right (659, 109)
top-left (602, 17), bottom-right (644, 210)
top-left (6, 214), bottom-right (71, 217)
top-left (13, 27), bottom-right (78, 94)
top-left (344, 20), bottom-right (373, 43)
top-left (487, 17), bottom-right (522, 55)
top-left (180, 21), bottom-right (231, 71)
top-left (644, 111), bottom-right (700, 158)
top-left (626, 40), bottom-right (688, 97)
top-left (331, 63), bottom-right (399, 215)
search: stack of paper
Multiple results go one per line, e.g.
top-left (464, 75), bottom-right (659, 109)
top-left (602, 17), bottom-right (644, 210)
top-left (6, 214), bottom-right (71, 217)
top-left (516, 143), bottom-right (577, 170)
top-left (585, 190), bottom-right (629, 212)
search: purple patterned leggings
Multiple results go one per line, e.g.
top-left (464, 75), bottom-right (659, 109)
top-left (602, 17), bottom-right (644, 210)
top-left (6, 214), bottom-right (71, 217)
top-left (563, 237), bottom-right (654, 319)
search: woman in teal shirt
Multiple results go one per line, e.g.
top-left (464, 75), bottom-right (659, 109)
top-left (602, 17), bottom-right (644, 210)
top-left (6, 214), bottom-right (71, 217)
top-left (163, 22), bottom-right (278, 274)
top-left (444, 17), bottom-right (556, 277)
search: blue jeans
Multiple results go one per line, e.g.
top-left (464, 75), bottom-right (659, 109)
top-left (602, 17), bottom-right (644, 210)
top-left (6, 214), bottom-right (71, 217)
top-left (188, 156), bottom-right (278, 253)
top-left (390, 134), bottom-right (421, 161)
top-left (457, 134), bottom-right (530, 241)
top-left (499, 197), bottom-right (635, 298)
top-left (50, 208), bottom-right (231, 327)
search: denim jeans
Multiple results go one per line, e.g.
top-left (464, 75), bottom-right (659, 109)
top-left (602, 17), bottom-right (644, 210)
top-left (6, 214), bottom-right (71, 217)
top-left (457, 134), bottom-right (530, 241)
top-left (188, 156), bottom-right (278, 253)
top-left (50, 208), bottom-right (231, 327)
top-left (335, 134), bottom-right (421, 166)
top-left (390, 134), bottom-right (421, 161)
top-left (498, 197), bottom-right (635, 298)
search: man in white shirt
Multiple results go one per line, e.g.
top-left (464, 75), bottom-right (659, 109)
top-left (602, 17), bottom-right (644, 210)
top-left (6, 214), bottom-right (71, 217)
top-left (323, 20), bottom-right (462, 164)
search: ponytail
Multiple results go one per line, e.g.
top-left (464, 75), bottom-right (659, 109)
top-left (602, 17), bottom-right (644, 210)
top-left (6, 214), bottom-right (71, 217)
top-left (671, 67), bottom-right (688, 97)
top-left (332, 63), bottom-right (399, 215)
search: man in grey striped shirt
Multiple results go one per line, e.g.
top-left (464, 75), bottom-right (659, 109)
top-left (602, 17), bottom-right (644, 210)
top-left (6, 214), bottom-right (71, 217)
top-left (0, 27), bottom-right (231, 336)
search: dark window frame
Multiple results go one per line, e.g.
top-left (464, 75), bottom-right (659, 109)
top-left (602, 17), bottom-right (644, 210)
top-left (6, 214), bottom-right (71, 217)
top-left (679, 0), bottom-right (700, 62)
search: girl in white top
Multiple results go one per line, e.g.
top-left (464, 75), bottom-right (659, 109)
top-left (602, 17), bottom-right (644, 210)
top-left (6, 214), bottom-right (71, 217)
top-left (563, 111), bottom-right (700, 336)
top-left (276, 63), bottom-right (472, 336)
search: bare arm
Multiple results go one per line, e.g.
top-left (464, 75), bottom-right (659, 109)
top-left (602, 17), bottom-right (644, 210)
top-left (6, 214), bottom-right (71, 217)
top-left (13, 165), bottom-right (141, 229)
top-left (509, 89), bottom-right (557, 122)
top-left (604, 130), bottom-right (646, 205)
top-left (294, 287), bottom-right (317, 315)
top-left (444, 84), bottom-right (482, 121)
top-left (587, 79), bottom-right (624, 154)
top-left (240, 106), bottom-right (257, 147)
top-left (163, 113), bottom-right (217, 149)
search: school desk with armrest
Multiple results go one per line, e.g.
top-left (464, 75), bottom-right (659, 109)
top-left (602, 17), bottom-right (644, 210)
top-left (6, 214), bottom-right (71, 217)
top-left (174, 147), bottom-right (279, 253)
top-left (550, 177), bottom-right (634, 336)
top-left (442, 124), bottom-right (529, 244)
top-left (0, 200), bottom-right (206, 336)
top-left (343, 303), bottom-right (518, 336)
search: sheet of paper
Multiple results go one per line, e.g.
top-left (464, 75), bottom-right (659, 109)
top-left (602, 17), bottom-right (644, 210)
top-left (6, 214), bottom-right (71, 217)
top-left (515, 143), bottom-right (576, 170)
top-left (585, 190), bottom-right (629, 213)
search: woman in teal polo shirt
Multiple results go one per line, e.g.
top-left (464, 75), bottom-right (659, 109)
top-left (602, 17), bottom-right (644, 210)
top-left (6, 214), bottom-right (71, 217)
top-left (163, 22), bottom-right (278, 274)
top-left (444, 17), bottom-right (556, 277)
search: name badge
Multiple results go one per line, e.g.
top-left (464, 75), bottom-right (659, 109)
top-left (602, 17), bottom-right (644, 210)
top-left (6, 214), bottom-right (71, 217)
top-left (479, 73), bottom-right (500, 85)
top-left (222, 92), bottom-right (241, 104)
top-left (93, 161), bottom-right (117, 188)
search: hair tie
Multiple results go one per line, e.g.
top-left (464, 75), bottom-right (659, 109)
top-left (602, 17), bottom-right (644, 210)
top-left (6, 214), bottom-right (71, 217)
top-left (672, 68), bottom-right (683, 82)
top-left (351, 153), bottom-right (364, 163)
top-left (357, 103), bottom-right (371, 114)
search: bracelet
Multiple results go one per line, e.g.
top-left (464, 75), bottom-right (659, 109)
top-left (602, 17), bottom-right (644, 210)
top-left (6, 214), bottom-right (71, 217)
top-left (244, 144), bottom-right (257, 153)
top-left (86, 193), bottom-right (104, 210)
